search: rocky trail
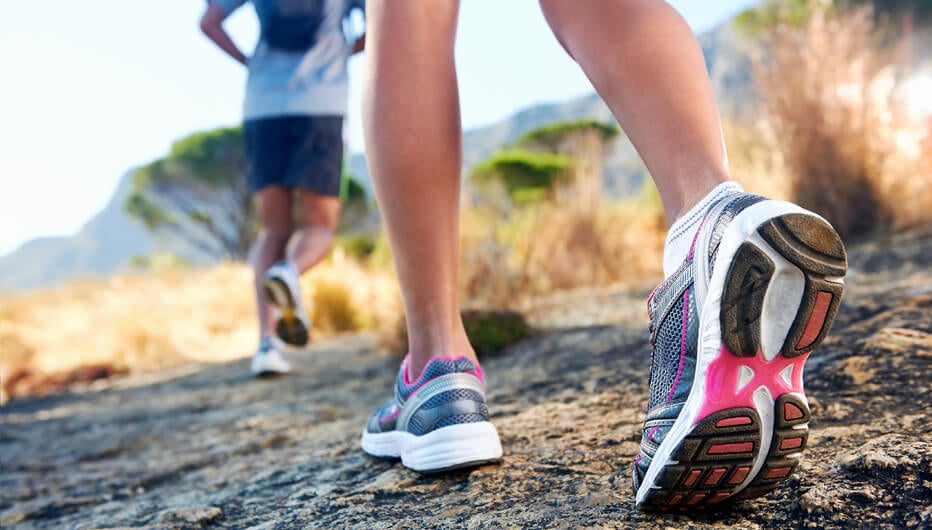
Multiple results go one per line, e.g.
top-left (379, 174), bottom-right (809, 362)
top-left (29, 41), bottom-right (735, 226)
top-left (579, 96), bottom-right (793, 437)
top-left (1, 228), bottom-right (930, 529)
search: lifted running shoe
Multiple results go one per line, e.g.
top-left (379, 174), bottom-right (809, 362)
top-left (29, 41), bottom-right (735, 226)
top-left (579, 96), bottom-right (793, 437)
top-left (633, 195), bottom-right (847, 511)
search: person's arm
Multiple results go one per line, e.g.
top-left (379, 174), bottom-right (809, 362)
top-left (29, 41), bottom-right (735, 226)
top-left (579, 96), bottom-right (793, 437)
top-left (351, 33), bottom-right (365, 55)
top-left (200, 3), bottom-right (248, 66)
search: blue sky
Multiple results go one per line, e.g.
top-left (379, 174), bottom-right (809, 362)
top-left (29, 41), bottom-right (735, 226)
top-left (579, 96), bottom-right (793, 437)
top-left (0, 0), bottom-right (759, 256)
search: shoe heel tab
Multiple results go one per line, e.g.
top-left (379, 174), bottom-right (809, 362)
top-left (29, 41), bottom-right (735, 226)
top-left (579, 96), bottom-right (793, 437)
top-left (404, 356), bottom-right (485, 386)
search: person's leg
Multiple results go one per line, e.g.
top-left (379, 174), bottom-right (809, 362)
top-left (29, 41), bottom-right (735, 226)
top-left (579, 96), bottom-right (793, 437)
top-left (262, 114), bottom-right (343, 348)
top-left (539, 0), bottom-right (730, 225)
top-left (359, 0), bottom-right (502, 472)
top-left (362, 0), bottom-right (471, 380)
top-left (540, 1), bottom-right (847, 511)
top-left (287, 190), bottom-right (341, 272)
top-left (251, 185), bottom-right (293, 338)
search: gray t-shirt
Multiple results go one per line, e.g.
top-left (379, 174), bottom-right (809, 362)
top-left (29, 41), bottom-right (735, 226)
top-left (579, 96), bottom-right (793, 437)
top-left (210, 0), bottom-right (361, 120)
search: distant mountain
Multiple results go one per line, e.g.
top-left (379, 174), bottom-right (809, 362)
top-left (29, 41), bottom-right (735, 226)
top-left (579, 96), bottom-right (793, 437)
top-left (0, 22), bottom-right (753, 291)
top-left (347, 93), bottom-right (648, 198)
top-left (348, 20), bottom-right (754, 197)
top-left (0, 172), bottom-right (209, 291)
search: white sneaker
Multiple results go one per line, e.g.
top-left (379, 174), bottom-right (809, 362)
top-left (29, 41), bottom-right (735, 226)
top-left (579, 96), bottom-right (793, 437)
top-left (263, 261), bottom-right (311, 347)
top-left (361, 356), bottom-right (502, 473)
top-left (250, 338), bottom-right (292, 376)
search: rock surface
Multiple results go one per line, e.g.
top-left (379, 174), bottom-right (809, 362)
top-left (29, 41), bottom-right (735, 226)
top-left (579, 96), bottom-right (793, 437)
top-left (1, 228), bottom-right (930, 529)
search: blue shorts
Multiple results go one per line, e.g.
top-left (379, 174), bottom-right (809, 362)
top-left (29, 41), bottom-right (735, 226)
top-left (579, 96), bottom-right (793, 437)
top-left (244, 115), bottom-right (344, 196)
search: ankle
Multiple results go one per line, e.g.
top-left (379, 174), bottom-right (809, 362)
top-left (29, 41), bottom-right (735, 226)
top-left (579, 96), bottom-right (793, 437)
top-left (662, 173), bottom-right (732, 225)
top-left (661, 181), bottom-right (744, 276)
top-left (403, 312), bottom-right (477, 381)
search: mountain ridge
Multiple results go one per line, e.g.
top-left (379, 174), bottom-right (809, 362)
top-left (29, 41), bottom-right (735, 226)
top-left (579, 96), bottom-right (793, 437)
top-left (0, 22), bottom-right (751, 291)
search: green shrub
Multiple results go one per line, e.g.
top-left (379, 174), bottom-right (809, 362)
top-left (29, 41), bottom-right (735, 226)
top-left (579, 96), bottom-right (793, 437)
top-left (336, 234), bottom-right (377, 261)
top-left (461, 309), bottom-right (531, 357)
top-left (382, 309), bottom-right (531, 360)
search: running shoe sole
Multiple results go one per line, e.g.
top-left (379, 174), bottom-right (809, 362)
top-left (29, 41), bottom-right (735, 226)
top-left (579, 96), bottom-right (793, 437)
top-left (361, 422), bottom-right (503, 473)
top-left (264, 277), bottom-right (310, 347)
top-left (636, 201), bottom-right (847, 510)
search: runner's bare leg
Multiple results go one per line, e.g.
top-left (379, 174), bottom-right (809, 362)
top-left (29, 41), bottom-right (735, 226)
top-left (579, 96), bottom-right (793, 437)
top-left (362, 1), bottom-right (471, 379)
top-left (540, 0), bottom-right (731, 224)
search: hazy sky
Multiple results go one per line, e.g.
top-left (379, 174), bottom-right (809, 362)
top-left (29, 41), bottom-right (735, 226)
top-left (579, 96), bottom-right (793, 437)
top-left (0, 0), bottom-right (759, 256)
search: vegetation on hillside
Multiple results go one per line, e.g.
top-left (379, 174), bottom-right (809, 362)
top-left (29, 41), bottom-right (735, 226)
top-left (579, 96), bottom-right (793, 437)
top-left (471, 149), bottom-right (574, 205)
top-left (126, 126), bottom-right (370, 260)
top-left (4, 0), bottom-right (931, 401)
top-left (459, 119), bottom-right (662, 307)
top-left (736, 0), bottom-right (932, 37)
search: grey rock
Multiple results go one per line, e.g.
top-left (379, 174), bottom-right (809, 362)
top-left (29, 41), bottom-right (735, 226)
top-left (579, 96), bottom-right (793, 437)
top-left (1, 230), bottom-right (931, 528)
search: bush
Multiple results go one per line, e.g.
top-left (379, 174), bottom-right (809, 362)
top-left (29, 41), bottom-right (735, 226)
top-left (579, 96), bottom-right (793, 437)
top-left (750, 0), bottom-right (932, 238)
top-left (461, 310), bottom-right (531, 357)
top-left (311, 279), bottom-right (364, 334)
top-left (471, 149), bottom-right (574, 206)
top-left (380, 309), bottom-right (531, 360)
top-left (336, 234), bottom-right (377, 261)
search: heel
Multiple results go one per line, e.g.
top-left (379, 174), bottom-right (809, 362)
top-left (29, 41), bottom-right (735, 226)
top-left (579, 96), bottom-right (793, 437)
top-left (400, 422), bottom-right (503, 473)
top-left (720, 213), bottom-right (847, 358)
top-left (757, 214), bottom-right (847, 357)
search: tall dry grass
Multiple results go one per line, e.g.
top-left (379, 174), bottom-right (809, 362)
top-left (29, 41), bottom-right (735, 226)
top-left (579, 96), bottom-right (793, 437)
top-left (458, 183), bottom-right (665, 309)
top-left (0, 256), bottom-right (399, 400)
top-left (748, 1), bottom-right (932, 238)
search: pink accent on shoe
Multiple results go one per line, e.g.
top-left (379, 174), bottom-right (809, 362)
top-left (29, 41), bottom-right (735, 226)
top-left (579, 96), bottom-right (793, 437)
top-left (697, 345), bottom-right (809, 423)
top-left (646, 425), bottom-right (661, 444)
top-left (685, 211), bottom-right (711, 261)
top-left (687, 492), bottom-right (707, 505)
top-left (708, 441), bottom-right (753, 454)
top-left (765, 466), bottom-right (793, 479)
top-left (472, 360), bottom-right (486, 384)
top-left (705, 467), bottom-right (727, 486)
top-left (709, 492), bottom-right (731, 504)
top-left (402, 355), bottom-right (414, 385)
top-left (716, 416), bottom-right (753, 428)
top-left (382, 404), bottom-right (401, 421)
top-left (779, 437), bottom-right (804, 450)
top-left (665, 288), bottom-right (691, 402)
top-left (795, 291), bottom-right (833, 350)
top-left (683, 469), bottom-right (702, 486)
top-left (783, 402), bottom-right (806, 420)
top-left (728, 466), bottom-right (751, 484)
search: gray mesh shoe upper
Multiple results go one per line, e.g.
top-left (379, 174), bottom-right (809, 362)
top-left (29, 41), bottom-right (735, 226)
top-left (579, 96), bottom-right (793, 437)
top-left (632, 193), bottom-right (764, 491)
top-left (366, 357), bottom-right (491, 437)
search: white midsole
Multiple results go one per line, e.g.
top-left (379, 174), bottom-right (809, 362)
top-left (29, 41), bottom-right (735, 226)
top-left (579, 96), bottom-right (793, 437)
top-left (361, 422), bottom-right (503, 473)
top-left (636, 200), bottom-right (829, 505)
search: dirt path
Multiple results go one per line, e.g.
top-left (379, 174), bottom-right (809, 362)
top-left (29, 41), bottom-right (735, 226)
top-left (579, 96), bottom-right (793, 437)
top-left (2, 229), bottom-right (930, 529)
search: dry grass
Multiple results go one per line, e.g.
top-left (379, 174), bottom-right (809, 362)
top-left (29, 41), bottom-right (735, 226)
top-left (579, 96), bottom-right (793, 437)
top-left (748, 1), bottom-right (932, 238)
top-left (0, 256), bottom-right (399, 400)
top-left (459, 184), bottom-right (665, 309)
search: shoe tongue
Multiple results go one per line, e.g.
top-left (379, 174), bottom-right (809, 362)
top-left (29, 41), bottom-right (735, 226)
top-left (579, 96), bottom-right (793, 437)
top-left (259, 336), bottom-right (273, 351)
